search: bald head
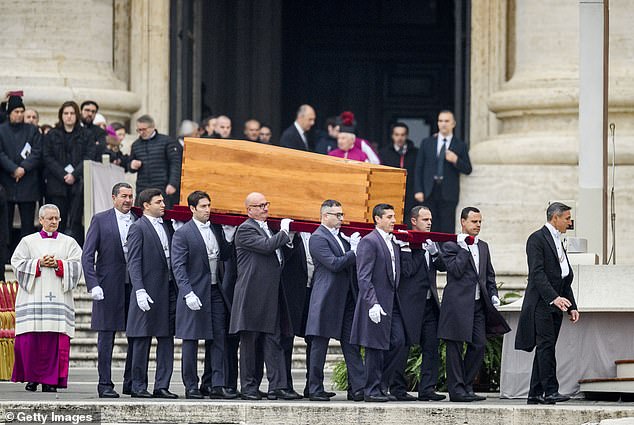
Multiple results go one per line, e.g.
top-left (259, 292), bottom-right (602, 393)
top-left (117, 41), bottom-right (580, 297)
top-left (245, 192), bottom-right (269, 221)
top-left (296, 104), bottom-right (316, 132)
top-left (244, 119), bottom-right (261, 141)
top-left (216, 115), bottom-right (232, 138)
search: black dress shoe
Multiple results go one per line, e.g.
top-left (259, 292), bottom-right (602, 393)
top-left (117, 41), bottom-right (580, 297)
top-left (99, 388), bottom-right (120, 398)
top-left (309, 392), bottom-right (331, 401)
top-left (122, 387), bottom-right (131, 395)
top-left (545, 392), bottom-right (570, 403)
top-left (393, 392), bottom-right (417, 401)
top-left (199, 386), bottom-right (211, 397)
top-left (347, 390), bottom-right (364, 402)
top-left (449, 394), bottom-right (477, 402)
top-left (267, 389), bottom-right (301, 400)
top-left (258, 390), bottom-right (267, 398)
top-left (41, 384), bottom-right (57, 392)
top-left (386, 393), bottom-right (397, 401)
top-left (153, 388), bottom-right (178, 399)
top-left (130, 389), bottom-right (153, 398)
top-left (324, 391), bottom-right (336, 397)
top-left (209, 386), bottom-right (238, 400)
top-left (364, 394), bottom-right (390, 402)
top-left (25, 382), bottom-right (38, 392)
top-left (240, 392), bottom-right (262, 401)
top-left (185, 389), bottom-right (204, 399)
top-left (467, 392), bottom-right (486, 401)
top-left (418, 391), bottom-right (446, 401)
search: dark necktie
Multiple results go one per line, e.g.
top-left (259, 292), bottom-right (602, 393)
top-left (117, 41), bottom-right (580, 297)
top-left (436, 139), bottom-right (447, 179)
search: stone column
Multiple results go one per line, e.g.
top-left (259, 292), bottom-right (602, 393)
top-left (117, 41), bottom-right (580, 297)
top-left (466, 0), bottom-right (634, 286)
top-left (129, 0), bottom-right (171, 133)
top-left (0, 0), bottom-right (140, 125)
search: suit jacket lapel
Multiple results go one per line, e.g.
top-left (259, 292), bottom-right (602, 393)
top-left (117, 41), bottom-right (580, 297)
top-left (142, 216), bottom-right (168, 267)
top-left (321, 225), bottom-right (344, 255)
top-left (373, 230), bottom-right (395, 284)
top-left (247, 218), bottom-right (270, 239)
top-left (542, 226), bottom-right (559, 261)
top-left (392, 239), bottom-right (400, 286)
top-left (108, 208), bottom-right (126, 261)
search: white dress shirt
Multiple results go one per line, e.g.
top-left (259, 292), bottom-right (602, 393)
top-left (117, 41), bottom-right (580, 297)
top-left (195, 218), bottom-right (220, 284)
top-left (146, 215), bottom-right (170, 259)
top-left (545, 222), bottom-right (570, 278)
top-left (294, 121), bottom-right (308, 148)
top-left (376, 228), bottom-right (396, 278)
top-left (436, 134), bottom-right (453, 156)
top-left (325, 225), bottom-right (346, 254)
top-left (255, 219), bottom-right (283, 264)
top-left (458, 233), bottom-right (480, 300)
top-left (115, 208), bottom-right (134, 259)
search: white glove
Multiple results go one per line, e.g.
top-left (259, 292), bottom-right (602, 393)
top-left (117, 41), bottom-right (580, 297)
top-left (280, 218), bottom-right (293, 233)
top-left (393, 238), bottom-right (409, 248)
top-left (91, 286), bottom-right (104, 301)
top-left (349, 232), bottom-right (361, 253)
top-left (136, 289), bottom-right (154, 312)
top-left (492, 295), bottom-right (501, 309)
top-left (185, 291), bottom-right (202, 311)
top-left (222, 225), bottom-right (237, 243)
top-left (424, 239), bottom-right (439, 256)
top-left (456, 233), bottom-right (469, 250)
top-left (368, 303), bottom-right (387, 324)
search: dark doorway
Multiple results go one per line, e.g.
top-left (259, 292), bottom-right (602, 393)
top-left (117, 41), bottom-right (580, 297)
top-left (170, 0), bottom-right (469, 147)
top-left (281, 0), bottom-right (469, 148)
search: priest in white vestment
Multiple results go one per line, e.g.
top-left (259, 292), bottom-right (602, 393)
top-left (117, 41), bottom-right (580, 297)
top-left (10, 204), bottom-right (82, 392)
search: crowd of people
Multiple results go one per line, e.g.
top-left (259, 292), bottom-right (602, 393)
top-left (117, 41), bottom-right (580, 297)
top-left (2, 93), bottom-right (579, 405)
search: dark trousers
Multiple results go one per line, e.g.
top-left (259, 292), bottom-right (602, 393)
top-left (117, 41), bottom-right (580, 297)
top-left (529, 304), bottom-right (563, 397)
top-left (281, 335), bottom-right (295, 390)
top-left (7, 201), bottom-right (36, 242)
top-left (239, 328), bottom-right (287, 395)
top-left (309, 291), bottom-right (364, 395)
top-left (391, 299), bottom-right (441, 395)
top-left (445, 299), bottom-right (486, 397)
top-left (423, 182), bottom-right (458, 234)
top-left (0, 186), bottom-right (8, 280)
top-left (195, 285), bottom-right (227, 390)
top-left (97, 331), bottom-right (133, 394)
top-left (224, 333), bottom-right (239, 390)
top-left (364, 305), bottom-right (406, 397)
top-left (129, 335), bottom-right (174, 392)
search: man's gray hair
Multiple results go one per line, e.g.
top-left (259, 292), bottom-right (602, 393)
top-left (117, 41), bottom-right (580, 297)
top-left (136, 114), bottom-right (155, 127)
top-left (546, 202), bottom-right (571, 221)
top-left (39, 204), bottom-right (60, 218)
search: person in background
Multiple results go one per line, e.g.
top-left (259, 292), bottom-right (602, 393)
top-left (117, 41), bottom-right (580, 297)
top-left (258, 124), bottom-right (273, 144)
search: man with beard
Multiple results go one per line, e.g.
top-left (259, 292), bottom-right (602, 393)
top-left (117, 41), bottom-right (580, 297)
top-left (80, 100), bottom-right (107, 160)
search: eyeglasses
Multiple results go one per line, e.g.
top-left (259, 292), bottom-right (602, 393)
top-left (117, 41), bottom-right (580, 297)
top-left (248, 202), bottom-right (270, 209)
top-left (326, 212), bottom-right (344, 219)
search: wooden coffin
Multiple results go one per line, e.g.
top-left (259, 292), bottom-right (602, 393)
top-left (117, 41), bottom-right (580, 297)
top-left (180, 137), bottom-right (406, 223)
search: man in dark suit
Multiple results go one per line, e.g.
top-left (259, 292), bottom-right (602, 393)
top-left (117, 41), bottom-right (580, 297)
top-left (515, 202), bottom-right (579, 405)
top-left (305, 200), bottom-right (364, 402)
top-left (413, 111), bottom-right (472, 233)
top-left (279, 104), bottom-right (316, 151)
top-left (82, 182), bottom-right (135, 398)
top-left (350, 203), bottom-right (404, 402)
top-left (389, 206), bottom-right (446, 401)
top-left (228, 192), bottom-right (299, 400)
top-left (438, 206), bottom-right (507, 402)
top-left (171, 190), bottom-right (236, 399)
top-left (379, 123), bottom-right (419, 223)
top-left (125, 188), bottom-right (178, 399)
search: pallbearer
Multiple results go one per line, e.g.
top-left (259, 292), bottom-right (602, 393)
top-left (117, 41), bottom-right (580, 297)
top-left (171, 191), bottom-right (235, 399)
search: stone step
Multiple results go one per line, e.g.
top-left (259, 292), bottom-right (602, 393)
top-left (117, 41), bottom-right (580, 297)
top-left (616, 360), bottom-right (634, 378)
top-left (579, 377), bottom-right (634, 401)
